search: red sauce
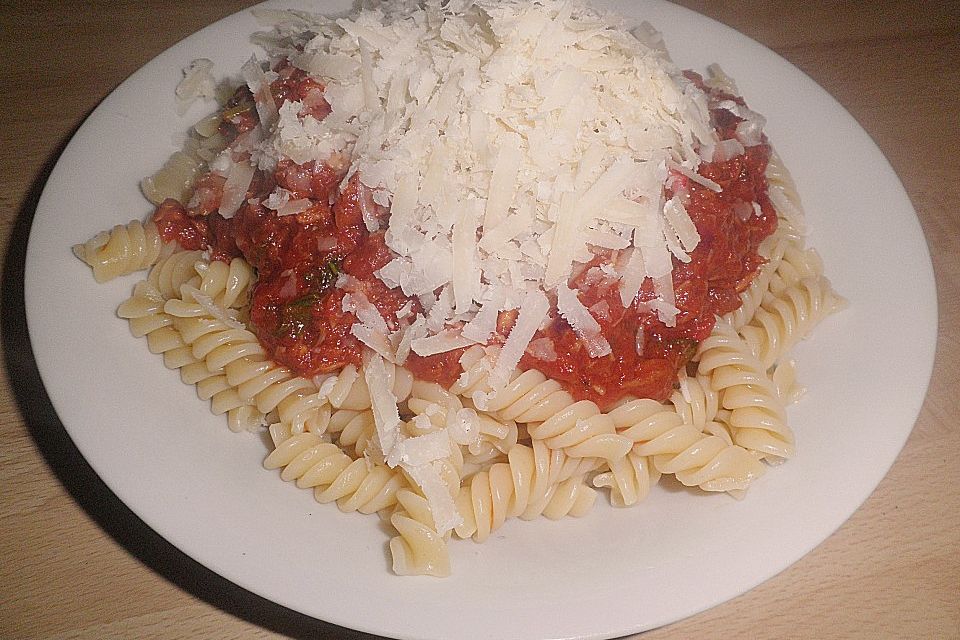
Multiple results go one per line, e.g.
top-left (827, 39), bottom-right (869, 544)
top-left (152, 60), bottom-right (776, 406)
top-left (235, 175), bottom-right (406, 376)
top-left (406, 350), bottom-right (464, 389)
top-left (153, 199), bottom-right (209, 250)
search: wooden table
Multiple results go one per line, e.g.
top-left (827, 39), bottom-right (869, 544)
top-left (2, 1), bottom-right (958, 638)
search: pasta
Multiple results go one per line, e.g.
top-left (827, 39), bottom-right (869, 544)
top-left (73, 219), bottom-right (171, 283)
top-left (389, 488), bottom-right (451, 577)
top-left (141, 112), bottom-right (228, 205)
top-left (740, 277), bottom-right (846, 370)
top-left (697, 321), bottom-right (796, 461)
top-left (76, 0), bottom-right (844, 576)
top-left (455, 441), bottom-right (599, 542)
top-left (265, 431), bottom-right (407, 514)
top-left (607, 398), bottom-right (766, 492)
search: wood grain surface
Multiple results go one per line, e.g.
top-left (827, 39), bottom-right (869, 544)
top-left (2, 1), bottom-right (958, 638)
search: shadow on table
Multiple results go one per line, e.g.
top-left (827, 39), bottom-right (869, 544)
top-left (1, 134), bottom-right (378, 640)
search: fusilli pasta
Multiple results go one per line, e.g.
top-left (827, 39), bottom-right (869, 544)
top-left (389, 488), bottom-right (452, 577)
top-left (454, 441), bottom-right (598, 542)
top-left (698, 321), bottom-right (795, 461)
top-left (73, 219), bottom-right (172, 283)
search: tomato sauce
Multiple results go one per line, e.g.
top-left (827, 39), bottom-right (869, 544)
top-left (152, 60), bottom-right (776, 406)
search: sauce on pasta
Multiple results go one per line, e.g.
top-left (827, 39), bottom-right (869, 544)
top-left (151, 60), bottom-right (776, 407)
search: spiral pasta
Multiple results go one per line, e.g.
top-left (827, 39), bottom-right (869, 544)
top-left (115, 252), bottom-right (258, 430)
top-left (326, 408), bottom-right (377, 457)
top-left (606, 398), bottom-right (766, 492)
top-left (141, 151), bottom-right (206, 206)
top-left (592, 442), bottom-right (661, 507)
top-left (264, 429), bottom-right (408, 515)
top-left (406, 380), bottom-right (519, 470)
top-left (325, 363), bottom-right (415, 412)
top-left (669, 374), bottom-right (724, 431)
top-left (729, 230), bottom-right (789, 331)
top-left (193, 258), bottom-right (255, 310)
top-left (765, 150), bottom-right (806, 236)
top-left (86, 173), bottom-right (842, 576)
top-left (484, 370), bottom-right (576, 424)
top-left (697, 320), bottom-right (795, 461)
top-left (73, 219), bottom-right (173, 283)
top-left (141, 113), bottom-right (229, 205)
top-left (142, 256), bottom-right (341, 434)
top-left (389, 488), bottom-right (452, 577)
top-left (100, 203), bottom-right (837, 571)
top-left (526, 400), bottom-right (633, 461)
top-left (740, 276), bottom-right (846, 370)
top-left (166, 306), bottom-right (268, 432)
top-left (454, 440), bottom-right (598, 542)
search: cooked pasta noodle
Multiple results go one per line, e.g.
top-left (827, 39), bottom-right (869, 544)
top-left (145, 249), bottom-right (205, 299)
top-left (141, 116), bottom-right (229, 205)
top-left (768, 244), bottom-right (827, 297)
top-left (483, 369), bottom-right (576, 424)
top-left (765, 150), bottom-right (807, 235)
top-left (669, 375), bottom-right (724, 431)
top-left (264, 430), bottom-right (408, 513)
top-left (325, 363), bottom-right (415, 412)
top-left (406, 380), bottom-right (520, 468)
top-left (454, 441), bottom-right (598, 542)
top-left (740, 276), bottom-right (845, 370)
top-left (389, 489), bottom-right (452, 577)
top-left (118, 281), bottom-right (174, 342)
top-left (327, 408), bottom-right (377, 457)
top-left (73, 219), bottom-right (172, 283)
top-left (194, 257), bottom-right (255, 309)
top-left (729, 232), bottom-right (789, 331)
top-left (607, 398), bottom-right (766, 492)
top-left (526, 401), bottom-right (634, 461)
top-left (592, 449), bottom-right (660, 507)
top-left (698, 321), bottom-right (795, 461)
top-left (770, 357), bottom-right (805, 406)
top-left (141, 150), bottom-right (206, 206)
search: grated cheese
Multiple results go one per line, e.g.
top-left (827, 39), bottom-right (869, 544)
top-left (662, 196), bottom-right (700, 254)
top-left (556, 283), bottom-right (611, 357)
top-left (388, 430), bottom-right (451, 468)
top-left (218, 156), bottom-right (255, 218)
top-left (241, 56), bottom-right (278, 132)
top-left (184, 286), bottom-right (246, 330)
top-left (248, 0), bottom-right (762, 388)
top-left (446, 408), bottom-right (481, 447)
top-left (363, 352), bottom-right (402, 454)
top-left (400, 461), bottom-right (462, 535)
top-left (489, 288), bottom-right (550, 387)
top-left (410, 330), bottom-right (476, 357)
top-left (482, 133), bottom-right (523, 232)
top-left (264, 188), bottom-right (312, 217)
top-left (175, 58), bottom-right (217, 114)
top-left (344, 291), bottom-right (394, 359)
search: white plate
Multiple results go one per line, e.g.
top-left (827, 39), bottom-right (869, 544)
top-left (25, 1), bottom-right (936, 639)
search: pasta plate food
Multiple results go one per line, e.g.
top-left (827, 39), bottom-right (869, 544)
top-left (73, 0), bottom-right (845, 579)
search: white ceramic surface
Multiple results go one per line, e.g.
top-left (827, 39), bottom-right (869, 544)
top-left (25, 2), bottom-right (937, 639)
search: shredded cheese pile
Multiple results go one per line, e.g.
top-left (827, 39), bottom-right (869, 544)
top-left (212, 0), bottom-right (758, 530)
top-left (247, 0), bottom-right (725, 371)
